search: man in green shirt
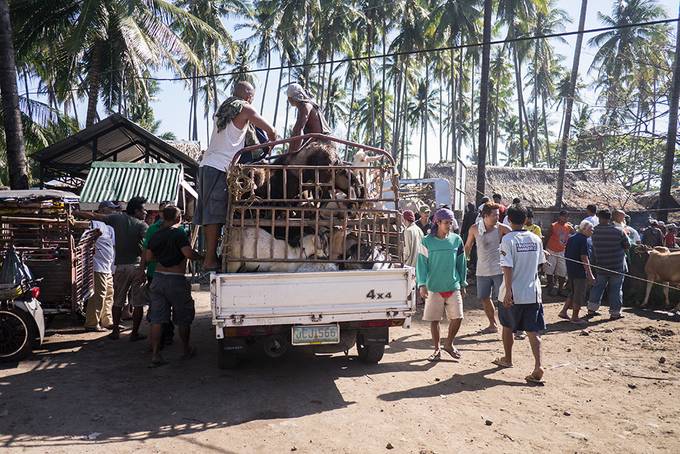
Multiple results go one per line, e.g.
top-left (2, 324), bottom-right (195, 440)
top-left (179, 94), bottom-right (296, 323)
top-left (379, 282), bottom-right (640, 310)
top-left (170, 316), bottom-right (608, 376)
top-left (417, 208), bottom-right (468, 362)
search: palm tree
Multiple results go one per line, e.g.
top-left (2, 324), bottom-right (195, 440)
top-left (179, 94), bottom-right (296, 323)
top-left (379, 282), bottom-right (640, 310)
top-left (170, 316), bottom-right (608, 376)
top-left (588, 0), bottom-right (666, 127)
top-left (407, 78), bottom-right (439, 177)
top-left (527, 1), bottom-right (569, 165)
top-left (0, 0), bottom-right (29, 188)
top-left (497, 0), bottom-right (547, 166)
top-left (476, 0), bottom-right (492, 205)
top-left (659, 2), bottom-right (680, 220)
top-left (555, 0), bottom-right (587, 208)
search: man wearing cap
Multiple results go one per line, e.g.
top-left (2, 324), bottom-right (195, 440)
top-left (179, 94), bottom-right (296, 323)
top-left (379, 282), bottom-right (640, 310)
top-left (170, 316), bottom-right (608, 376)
top-left (641, 220), bottom-right (664, 247)
top-left (83, 201), bottom-right (118, 331)
top-left (416, 206), bottom-right (433, 235)
top-left (417, 208), bottom-right (468, 362)
top-left (195, 81), bottom-right (277, 276)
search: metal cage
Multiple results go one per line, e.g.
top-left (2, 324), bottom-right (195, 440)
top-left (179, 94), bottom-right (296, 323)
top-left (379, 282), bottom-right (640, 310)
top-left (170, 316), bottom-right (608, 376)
top-left (223, 135), bottom-right (403, 271)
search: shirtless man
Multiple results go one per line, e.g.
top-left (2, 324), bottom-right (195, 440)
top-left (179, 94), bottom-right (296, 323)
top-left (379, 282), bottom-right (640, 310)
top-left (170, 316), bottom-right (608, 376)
top-left (464, 202), bottom-right (511, 334)
top-left (287, 83), bottom-right (330, 152)
top-left (195, 81), bottom-right (276, 274)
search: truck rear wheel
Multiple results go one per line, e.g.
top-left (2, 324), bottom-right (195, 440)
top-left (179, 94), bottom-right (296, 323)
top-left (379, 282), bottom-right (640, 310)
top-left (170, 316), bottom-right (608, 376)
top-left (356, 333), bottom-right (385, 364)
top-left (217, 339), bottom-right (240, 369)
top-left (0, 307), bottom-right (35, 363)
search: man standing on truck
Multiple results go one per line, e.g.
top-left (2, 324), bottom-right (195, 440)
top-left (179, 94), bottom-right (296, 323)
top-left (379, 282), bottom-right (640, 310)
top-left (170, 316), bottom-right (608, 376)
top-left (417, 208), bottom-right (468, 362)
top-left (287, 83), bottom-right (331, 152)
top-left (195, 81), bottom-right (277, 278)
top-left (464, 202), bottom-right (510, 334)
top-left (146, 205), bottom-right (203, 367)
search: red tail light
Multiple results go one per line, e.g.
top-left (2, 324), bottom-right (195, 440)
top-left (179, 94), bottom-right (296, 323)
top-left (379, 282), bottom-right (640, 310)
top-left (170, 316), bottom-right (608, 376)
top-left (31, 287), bottom-right (40, 299)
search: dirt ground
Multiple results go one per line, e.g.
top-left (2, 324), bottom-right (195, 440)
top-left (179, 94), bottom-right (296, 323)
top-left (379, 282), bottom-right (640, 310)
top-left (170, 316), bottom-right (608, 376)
top-left (1, 289), bottom-right (679, 454)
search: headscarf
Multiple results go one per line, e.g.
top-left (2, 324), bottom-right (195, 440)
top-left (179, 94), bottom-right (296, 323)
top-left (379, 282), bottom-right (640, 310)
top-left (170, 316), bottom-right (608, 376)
top-left (433, 208), bottom-right (455, 223)
top-left (402, 210), bottom-right (415, 223)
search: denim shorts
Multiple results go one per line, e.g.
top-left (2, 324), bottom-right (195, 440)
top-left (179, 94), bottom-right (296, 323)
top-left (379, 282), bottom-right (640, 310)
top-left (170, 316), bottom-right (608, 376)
top-left (498, 303), bottom-right (546, 333)
top-left (477, 274), bottom-right (503, 300)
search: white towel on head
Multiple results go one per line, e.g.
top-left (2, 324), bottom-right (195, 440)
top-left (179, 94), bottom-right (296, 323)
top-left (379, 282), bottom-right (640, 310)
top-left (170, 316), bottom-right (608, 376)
top-left (287, 83), bottom-right (318, 107)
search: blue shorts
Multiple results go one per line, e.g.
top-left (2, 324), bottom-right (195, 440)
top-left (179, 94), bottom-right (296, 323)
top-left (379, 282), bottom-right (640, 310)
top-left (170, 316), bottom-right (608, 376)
top-left (477, 274), bottom-right (503, 300)
top-left (498, 303), bottom-right (545, 333)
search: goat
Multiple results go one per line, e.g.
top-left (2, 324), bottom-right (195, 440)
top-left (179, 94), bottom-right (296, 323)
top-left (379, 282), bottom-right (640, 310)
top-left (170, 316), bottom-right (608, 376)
top-left (639, 245), bottom-right (680, 309)
top-left (226, 227), bottom-right (328, 273)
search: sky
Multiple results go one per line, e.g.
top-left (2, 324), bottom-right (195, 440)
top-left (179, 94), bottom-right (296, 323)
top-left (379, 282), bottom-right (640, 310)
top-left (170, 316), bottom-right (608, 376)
top-left (31, 0), bottom-right (679, 172)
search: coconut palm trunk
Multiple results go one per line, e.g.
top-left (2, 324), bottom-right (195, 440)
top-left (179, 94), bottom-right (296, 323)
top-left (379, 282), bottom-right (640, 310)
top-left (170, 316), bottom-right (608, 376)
top-left (659, 2), bottom-right (680, 221)
top-left (450, 48), bottom-right (458, 162)
top-left (476, 0), bottom-right (492, 205)
top-left (273, 63), bottom-right (285, 127)
top-left (85, 42), bottom-right (103, 127)
top-left (555, 0), bottom-right (587, 208)
top-left (381, 25), bottom-right (387, 148)
top-left (0, 0), bottom-right (28, 189)
top-left (345, 78), bottom-right (356, 159)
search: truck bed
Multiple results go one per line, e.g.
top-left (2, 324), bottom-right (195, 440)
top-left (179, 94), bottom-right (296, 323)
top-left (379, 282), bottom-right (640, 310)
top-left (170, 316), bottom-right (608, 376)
top-left (211, 268), bottom-right (415, 334)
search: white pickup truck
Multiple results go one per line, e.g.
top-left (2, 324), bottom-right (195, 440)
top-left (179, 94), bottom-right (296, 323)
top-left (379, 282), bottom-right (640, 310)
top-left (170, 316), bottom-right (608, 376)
top-left (210, 134), bottom-right (415, 368)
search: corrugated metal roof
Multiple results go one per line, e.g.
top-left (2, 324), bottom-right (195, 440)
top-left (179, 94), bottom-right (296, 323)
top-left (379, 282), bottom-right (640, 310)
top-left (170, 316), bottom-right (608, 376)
top-left (80, 162), bottom-right (183, 205)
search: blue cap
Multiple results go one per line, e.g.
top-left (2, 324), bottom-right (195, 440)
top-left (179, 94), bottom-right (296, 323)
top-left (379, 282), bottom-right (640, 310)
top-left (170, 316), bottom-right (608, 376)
top-left (98, 200), bottom-right (120, 210)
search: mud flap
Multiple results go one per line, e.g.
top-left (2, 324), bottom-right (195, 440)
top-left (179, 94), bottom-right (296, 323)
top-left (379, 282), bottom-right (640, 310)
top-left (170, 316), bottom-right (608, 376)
top-left (359, 326), bottom-right (389, 345)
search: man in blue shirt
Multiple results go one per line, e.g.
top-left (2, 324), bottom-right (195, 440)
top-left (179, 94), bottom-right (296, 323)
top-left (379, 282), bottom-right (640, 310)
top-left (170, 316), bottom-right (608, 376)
top-left (558, 220), bottom-right (595, 324)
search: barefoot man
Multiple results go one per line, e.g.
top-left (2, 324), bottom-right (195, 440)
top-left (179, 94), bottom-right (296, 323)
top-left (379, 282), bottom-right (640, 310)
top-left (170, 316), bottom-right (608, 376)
top-left (417, 208), bottom-right (468, 362)
top-left (493, 205), bottom-right (547, 384)
top-left (464, 202), bottom-right (510, 334)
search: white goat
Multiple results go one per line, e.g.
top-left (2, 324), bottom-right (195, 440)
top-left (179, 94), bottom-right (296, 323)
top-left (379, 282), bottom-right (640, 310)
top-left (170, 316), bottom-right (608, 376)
top-left (226, 227), bottom-right (327, 273)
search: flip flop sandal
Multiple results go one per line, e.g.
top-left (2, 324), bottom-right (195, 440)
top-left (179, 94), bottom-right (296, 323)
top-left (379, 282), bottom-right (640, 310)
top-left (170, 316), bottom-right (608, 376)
top-left (443, 347), bottom-right (461, 359)
top-left (478, 326), bottom-right (499, 334)
top-left (130, 333), bottom-right (147, 342)
top-left (514, 332), bottom-right (527, 340)
top-left (525, 374), bottom-right (544, 385)
top-left (557, 313), bottom-right (570, 320)
top-left (180, 346), bottom-right (197, 360)
top-left (148, 359), bottom-right (169, 368)
top-left (427, 351), bottom-right (441, 362)
top-left (492, 357), bottom-right (513, 368)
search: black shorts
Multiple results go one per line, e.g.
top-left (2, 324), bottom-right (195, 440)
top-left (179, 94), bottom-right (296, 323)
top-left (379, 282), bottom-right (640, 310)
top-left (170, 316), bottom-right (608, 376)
top-left (498, 303), bottom-right (545, 333)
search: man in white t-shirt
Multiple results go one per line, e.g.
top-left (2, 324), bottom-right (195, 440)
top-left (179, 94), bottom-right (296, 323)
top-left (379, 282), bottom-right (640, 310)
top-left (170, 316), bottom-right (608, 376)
top-left (83, 201), bottom-right (118, 331)
top-left (492, 204), bottom-right (547, 384)
top-left (194, 81), bottom-right (277, 273)
top-left (583, 204), bottom-right (599, 227)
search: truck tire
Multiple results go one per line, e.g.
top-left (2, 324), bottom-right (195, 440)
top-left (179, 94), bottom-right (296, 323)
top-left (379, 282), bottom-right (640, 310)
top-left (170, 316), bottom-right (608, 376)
top-left (0, 307), bottom-right (36, 363)
top-left (217, 339), bottom-right (240, 369)
top-left (356, 333), bottom-right (385, 364)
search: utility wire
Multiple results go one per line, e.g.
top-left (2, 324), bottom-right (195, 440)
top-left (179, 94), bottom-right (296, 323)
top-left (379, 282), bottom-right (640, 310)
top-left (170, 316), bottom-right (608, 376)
top-left (138, 17), bottom-right (680, 82)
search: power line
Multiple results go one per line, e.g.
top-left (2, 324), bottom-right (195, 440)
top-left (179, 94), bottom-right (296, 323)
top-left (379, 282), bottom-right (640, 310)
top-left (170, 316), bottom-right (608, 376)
top-left (139, 17), bottom-right (680, 82)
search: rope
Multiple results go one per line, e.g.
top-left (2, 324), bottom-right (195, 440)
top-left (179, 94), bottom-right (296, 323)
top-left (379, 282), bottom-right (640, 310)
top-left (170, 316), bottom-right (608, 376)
top-left (543, 249), bottom-right (680, 293)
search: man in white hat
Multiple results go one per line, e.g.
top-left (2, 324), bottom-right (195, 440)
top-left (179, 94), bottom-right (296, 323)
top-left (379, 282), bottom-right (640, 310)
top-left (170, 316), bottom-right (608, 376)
top-left (287, 83), bottom-right (330, 152)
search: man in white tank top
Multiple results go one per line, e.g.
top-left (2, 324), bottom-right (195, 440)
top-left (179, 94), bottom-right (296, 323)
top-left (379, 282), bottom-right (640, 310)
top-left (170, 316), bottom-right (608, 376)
top-left (194, 81), bottom-right (277, 273)
top-left (464, 202), bottom-right (511, 334)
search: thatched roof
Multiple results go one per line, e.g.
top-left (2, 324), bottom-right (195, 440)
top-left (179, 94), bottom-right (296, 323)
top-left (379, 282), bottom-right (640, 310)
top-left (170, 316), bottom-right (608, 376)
top-left (165, 140), bottom-right (203, 162)
top-left (426, 163), bottom-right (644, 211)
top-left (634, 187), bottom-right (680, 209)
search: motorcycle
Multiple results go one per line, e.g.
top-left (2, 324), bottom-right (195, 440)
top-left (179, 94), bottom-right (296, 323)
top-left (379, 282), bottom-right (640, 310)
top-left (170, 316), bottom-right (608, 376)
top-left (0, 246), bottom-right (44, 363)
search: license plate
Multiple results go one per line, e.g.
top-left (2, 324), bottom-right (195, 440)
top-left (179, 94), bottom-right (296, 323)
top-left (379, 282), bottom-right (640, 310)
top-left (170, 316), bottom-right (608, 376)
top-left (291, 324), bottom-right (340, 346)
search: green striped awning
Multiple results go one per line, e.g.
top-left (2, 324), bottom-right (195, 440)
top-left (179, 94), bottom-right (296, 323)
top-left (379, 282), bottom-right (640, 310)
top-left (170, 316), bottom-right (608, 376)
top-left (80, 162), bottom-right (184, 207)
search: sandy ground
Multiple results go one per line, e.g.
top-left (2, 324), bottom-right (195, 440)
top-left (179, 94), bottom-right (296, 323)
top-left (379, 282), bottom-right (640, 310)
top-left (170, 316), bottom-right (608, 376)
top-left (1, 289), bottom-right (680, 454)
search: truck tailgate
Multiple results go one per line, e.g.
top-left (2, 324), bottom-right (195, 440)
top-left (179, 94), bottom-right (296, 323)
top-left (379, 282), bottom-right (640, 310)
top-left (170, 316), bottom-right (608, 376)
top-left (211, 268), bottom-right (415, 328)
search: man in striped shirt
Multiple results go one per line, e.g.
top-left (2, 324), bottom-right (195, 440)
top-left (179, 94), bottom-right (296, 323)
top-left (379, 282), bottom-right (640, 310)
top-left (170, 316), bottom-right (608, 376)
top-left (587, 209), bottom-right (630, 320)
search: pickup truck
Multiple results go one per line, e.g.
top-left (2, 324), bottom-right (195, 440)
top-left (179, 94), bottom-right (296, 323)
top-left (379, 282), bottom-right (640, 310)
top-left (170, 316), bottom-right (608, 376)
top-left (210, 134), bottom-right (415, 368)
